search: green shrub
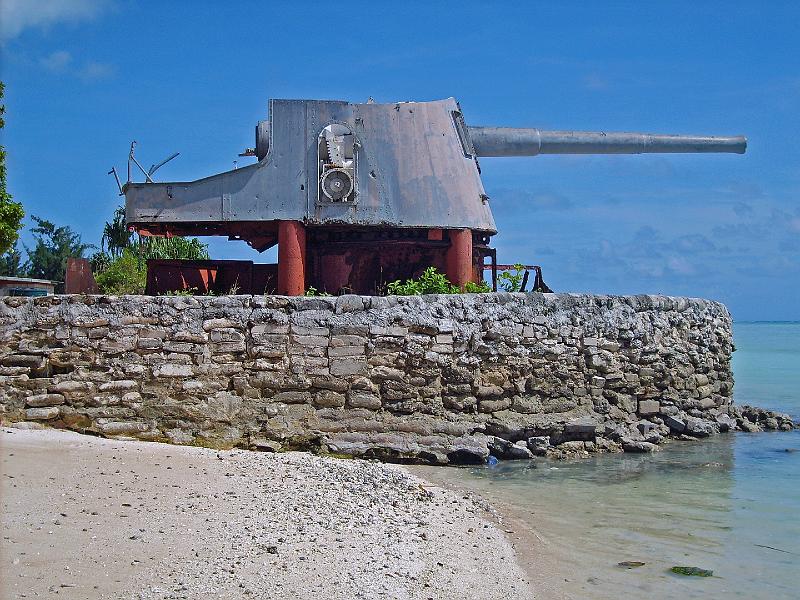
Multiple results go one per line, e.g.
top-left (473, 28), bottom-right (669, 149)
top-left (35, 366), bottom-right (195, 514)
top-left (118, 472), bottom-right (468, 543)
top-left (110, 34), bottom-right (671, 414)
top-left (387, 267), bottom-right (459, 295)
top-left (93, 235), bottom-right (209, 296)
top-left (164, 288), bottom-right (198, 296)
top-left (498, 263), bottom-right (525, 292)
top-left (463, 280), bottom-right (492, 293)
top-left (386, 267), bottom-right (492, 296)
top-left (94, 249), bottom-right (147, 294)
top-left (304, 286), bottom-right (331, 297)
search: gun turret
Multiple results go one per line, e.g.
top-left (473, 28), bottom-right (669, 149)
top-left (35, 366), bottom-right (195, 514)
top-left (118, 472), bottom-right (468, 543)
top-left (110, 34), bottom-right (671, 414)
top-left (468, 127), bottom-right (747, 157)
top-left (124, 97), bottom-right (748, 295)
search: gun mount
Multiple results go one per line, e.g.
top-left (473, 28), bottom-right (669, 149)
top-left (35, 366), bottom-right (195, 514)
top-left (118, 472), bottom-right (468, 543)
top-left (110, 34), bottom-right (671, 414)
top-left (124, 98), bottom-right (746, 295)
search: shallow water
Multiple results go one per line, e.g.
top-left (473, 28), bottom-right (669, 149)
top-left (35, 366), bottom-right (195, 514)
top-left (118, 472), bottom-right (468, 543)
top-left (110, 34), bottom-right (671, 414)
top-left (439, 322), bottom-right (800, 599)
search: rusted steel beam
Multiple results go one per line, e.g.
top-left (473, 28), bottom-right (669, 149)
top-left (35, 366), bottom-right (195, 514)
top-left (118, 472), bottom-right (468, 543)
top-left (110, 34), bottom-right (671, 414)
top-left (482, 264), bottom-right (541, 271)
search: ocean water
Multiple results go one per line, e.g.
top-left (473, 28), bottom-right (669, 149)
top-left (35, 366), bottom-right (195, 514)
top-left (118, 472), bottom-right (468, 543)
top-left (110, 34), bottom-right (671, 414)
top-left (432, 322), bottom-right (800, 599)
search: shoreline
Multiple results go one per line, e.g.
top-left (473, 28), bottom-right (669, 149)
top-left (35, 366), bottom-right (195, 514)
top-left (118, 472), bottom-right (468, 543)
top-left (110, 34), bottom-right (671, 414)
top-left (415, 427), bottom-right (800, 600)
top-left (1, 428), bottom-right (534, 600)
top-left (410, 465), bottom-right (576, 600)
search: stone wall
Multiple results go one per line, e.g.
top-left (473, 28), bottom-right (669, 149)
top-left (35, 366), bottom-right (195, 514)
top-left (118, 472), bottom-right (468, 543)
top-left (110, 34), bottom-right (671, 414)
top-left (0, 292), bottom-right (774, 463)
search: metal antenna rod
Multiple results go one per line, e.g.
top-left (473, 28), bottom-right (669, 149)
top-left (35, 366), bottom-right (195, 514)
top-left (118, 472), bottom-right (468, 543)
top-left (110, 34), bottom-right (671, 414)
top-left (148, 152), bottom-right (180, 177)
top-left (127, 141), bottom-right (136, 184)
top-left (108, 167), bottom-right (123, 195)
top-left (127, 141), bottom-right (155, 183)
top-left (131, 157), bottom-right (154, 183)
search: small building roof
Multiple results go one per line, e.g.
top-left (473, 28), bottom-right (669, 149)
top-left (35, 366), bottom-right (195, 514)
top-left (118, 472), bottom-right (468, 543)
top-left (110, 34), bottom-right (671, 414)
top-left (0, 276), bottom-right (57, 285)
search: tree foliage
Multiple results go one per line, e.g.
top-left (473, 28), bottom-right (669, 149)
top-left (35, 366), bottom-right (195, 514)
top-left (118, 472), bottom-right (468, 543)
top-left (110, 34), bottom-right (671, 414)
top-left (93, 236), bottom-right (210, 295)
top-left (140, 236), bottom-right (209, 260)
top-left (0, 242), bottom-right (23, 277)
top-left (24, 216), bottom-right (94, 285)
top-left (101, 205), bottom-right (131, 257)
top-left (92, 206), bottom-right (209, 294)
top-left (0, 81), bottom-right (25, 255)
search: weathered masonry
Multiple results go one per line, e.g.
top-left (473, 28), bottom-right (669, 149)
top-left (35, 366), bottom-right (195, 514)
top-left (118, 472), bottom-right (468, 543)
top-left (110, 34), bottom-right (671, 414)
top-left (0, 294), bottom-right (789, 463)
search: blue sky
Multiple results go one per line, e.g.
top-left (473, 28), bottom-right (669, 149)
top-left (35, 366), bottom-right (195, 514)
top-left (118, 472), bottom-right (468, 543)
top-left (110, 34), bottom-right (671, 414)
top-left (2, 1), bottom-right (798, 320)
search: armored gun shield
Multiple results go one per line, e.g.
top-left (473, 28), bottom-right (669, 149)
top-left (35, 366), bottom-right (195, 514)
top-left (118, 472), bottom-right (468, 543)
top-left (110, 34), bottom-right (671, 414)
top-left (124, 97), bottom-right (746, 295)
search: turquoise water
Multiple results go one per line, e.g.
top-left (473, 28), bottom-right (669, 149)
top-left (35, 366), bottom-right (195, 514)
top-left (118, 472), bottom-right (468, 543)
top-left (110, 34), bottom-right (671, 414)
top-left (436, 322), bottom-right (800, 599)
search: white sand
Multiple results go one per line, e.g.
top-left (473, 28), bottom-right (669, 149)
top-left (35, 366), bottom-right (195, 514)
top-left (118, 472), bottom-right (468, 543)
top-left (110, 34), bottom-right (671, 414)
top-left (1, 428), bottom-right (533, 599)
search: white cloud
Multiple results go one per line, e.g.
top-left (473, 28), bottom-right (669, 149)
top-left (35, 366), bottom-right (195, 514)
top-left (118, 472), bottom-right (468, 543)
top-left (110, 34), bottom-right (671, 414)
top-left (40, 50), bottom-right (73, 71)
top-left (79, 61), bottom-right (115, 80)
top-left (667, 256), bottom-right (696, 276)
top-left (36, 52), bottom-right (115, 82)
top-left (0, 0), bottom-right (112, 41)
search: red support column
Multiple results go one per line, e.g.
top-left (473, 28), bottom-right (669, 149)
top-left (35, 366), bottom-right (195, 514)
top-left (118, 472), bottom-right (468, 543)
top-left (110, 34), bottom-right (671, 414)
top-left (445, 228), bottom-right (474, 289)
top-left (277, 220), bottom-right (306, 296)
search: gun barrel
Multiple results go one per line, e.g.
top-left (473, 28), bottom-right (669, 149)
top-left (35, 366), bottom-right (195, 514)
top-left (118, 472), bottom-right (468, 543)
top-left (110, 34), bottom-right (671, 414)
top-left (467, 127), bottom-right (747, 157)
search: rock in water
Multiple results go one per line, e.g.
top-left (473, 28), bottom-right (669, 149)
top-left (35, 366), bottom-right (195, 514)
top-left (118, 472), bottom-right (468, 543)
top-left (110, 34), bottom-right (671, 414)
top-left (487, 436), bottom-right (533, 460)
top-left (670, 566), bottom-right (713, 577)
top-left (621, 439), bottom-right (659, 453)
top-left (617, 561), bottom-right (645, 568)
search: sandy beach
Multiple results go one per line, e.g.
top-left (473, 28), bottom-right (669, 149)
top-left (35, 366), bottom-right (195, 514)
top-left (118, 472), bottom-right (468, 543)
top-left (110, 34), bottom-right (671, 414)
top-left (1, 427), bottom-right (534, 599)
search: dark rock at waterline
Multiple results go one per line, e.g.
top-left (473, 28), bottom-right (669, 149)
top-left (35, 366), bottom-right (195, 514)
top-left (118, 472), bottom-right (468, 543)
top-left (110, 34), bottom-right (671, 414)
top-left (562, 417), bottom-right (600, 441)
top-left (487, 436), bottom-right (533, 460)
top-left (622, 439), bottom-right (659, 453)
top-left (670, 566), bottom-right (713, 577)
top-left (685, 416), bottom-right (719, 438)
top-left (738, 418), bottom-right (762, 433)
top-left (733, 405), bottom-right (797, 430)
top-left (617, 561), bottom-right (646, 569)
top-left (526, 436), bottom-right (550, 456)
top-left (662, 415), bottom-right (687, 433)
top-left (715, 413), bottom-right (737, 432)
top-left (636, 420), bottom-right (656, 436)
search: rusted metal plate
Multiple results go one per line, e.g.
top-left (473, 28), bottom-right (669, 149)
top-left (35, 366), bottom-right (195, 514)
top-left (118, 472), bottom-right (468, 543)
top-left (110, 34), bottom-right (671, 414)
top-left (145, 260), bottom-right (277, 295)
top-left (64, 258), bottom-right (98, 294)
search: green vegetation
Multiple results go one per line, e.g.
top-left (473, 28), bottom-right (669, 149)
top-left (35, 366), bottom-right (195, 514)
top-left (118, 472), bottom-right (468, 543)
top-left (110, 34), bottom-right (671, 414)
top-left (25, 216), bottom-right (94, 286)
top-left (0, 243), bottom-right (23, 277)
top-left (463, 280), bottom-right (492, 293)
top-left (91, 204), bottom-right (209, 294)
top-left (94, 248), bottom-right (147, 295)
top-left (386, 267), bottom-right (491, 296)
top-left (0, 189), bottom-right (210, 293)
top-left (164, 287), bottom-right (200, 296)
top-left (498, 263), bottom-right (525, 292)
top-left (304, 286), bottom-right (331, 297)
top-left (140, 236), bottom-right (209, 261)
top-left (93, 236), bottom-right (210, 295)
top-left (387, 267), bottom-right (460, 295)
top-left (0, 81), bottom-right (25, 256)
top-left (101, 205), bottom-right (131, 257)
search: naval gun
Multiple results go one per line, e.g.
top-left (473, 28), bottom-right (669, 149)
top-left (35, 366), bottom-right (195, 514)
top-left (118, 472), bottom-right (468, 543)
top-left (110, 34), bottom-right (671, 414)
top-left (124, 98), bottom-right (746, 296)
